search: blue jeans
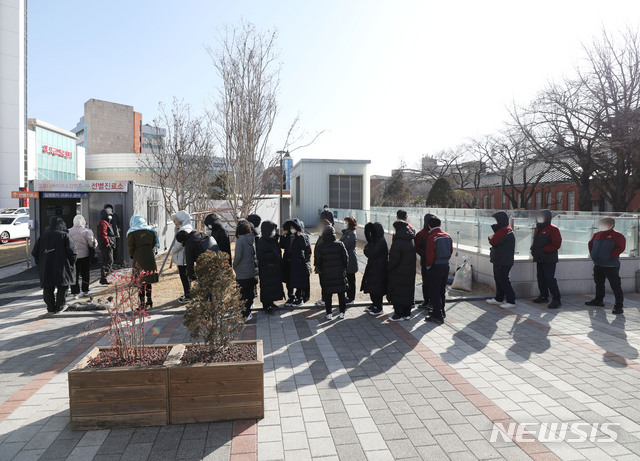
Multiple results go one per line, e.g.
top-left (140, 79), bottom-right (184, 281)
top-left (493, 264), bottom-right (515, 304)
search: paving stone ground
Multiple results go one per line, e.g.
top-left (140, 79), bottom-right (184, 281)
top-left (1, 276), bottom-right (640, 460)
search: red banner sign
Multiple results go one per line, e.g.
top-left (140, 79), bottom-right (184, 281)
top-left (11, 191), bottom-right (39, 199)
top-left (43, 145), bottom-right (72, 159)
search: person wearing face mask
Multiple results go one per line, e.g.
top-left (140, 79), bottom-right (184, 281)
top-left (313, 218), bottom-right (332, 307)
top-left (204, 213), bottom-right (232, 266)
top-left (171, 210), bottom-right (193, 303)
top-left (256, 221), bottom-right (285, 313)
top-left (586, 217), bottom-right (626, 314)
top-left (530, 210), bottom-right (562, 309)
top-left (280, 218), bottom-right (311, 306)
top-left (423, 217), bottom-right (453, 325)
top-left (69, 215), bottom-right (97, 298)
top-left (103, 204), bottom-right (122, 263)
top-left (340, 216), bottom-right (359, 303)
top-left (97, 208), bottom-right (116, 284)
top-left (487, 211), bottom-right (516, 308)
top-left (319, 205), bottom-right (335, 226)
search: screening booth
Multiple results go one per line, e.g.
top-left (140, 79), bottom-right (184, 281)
top-left (29, 180), bottom-right (176, 263)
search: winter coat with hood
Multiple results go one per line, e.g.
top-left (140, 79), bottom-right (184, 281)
top-left (489, 211), bottom-right (515, 266)
top-left (69, 215), bottom-right (97, 259)
top-left (247, 214), bottom-right (262, 242)
top-left (32, 216), bottom-right (77, 287)
top-left (127, 220), bottom-right (159, 284)
top-left (314, 226), bottom-right (348, 294)
top-left (589, 228), bottom-right (626, 267)
top-left (387, 220), bottom-right (416, 306)
top-left (361, 222), bottom-right (388, 295)
top-left (414, 213), bottom-right (435, 261)
top-left (234, 219), bottom-right (258, 281)
top-left (340, 227), bottom-right (359, 274)
top-left (178, 231), bottom-right (219, 279)
top-left (531, 209), bottom-right (562, 264)
top-left (171, 210), bottom-right (193, 266)
top-left (205, 213), bottom-right (231, 264)
top-left (97, 209), bottom-right (116, 248)
top-left (281, 218), bottom-right (312, 288)
top-left (256, 221), bottom-right (285, 303)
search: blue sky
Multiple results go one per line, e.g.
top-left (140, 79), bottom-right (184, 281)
top-left (29, 0), bottom-right (640, 175)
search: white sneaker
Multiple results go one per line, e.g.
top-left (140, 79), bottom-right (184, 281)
top-left (315, 299), bottom-right (325, 307)
top-left (245, 313), bottom-right (253, 322)
top-left (486, 298), bottom-right (501, 305)
top-left (326, 313), bottom-right (333, 320)
top-left (500, 302), bottom-right (516, 309)
top-left (339, 312), bottom-right (345, 319)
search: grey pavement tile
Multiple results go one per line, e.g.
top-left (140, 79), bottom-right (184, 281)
top-left (11, 449), bottom-right (47, 461)
top-left (177, 437), bottom-right (206, 459)
top-left (0, 441), bottom-right (27, 460)
top-left (202, 444), bottom-right (231, 461)
top-left (378, 422), bottom-right (408, 441)
top-left (120, 442), bottom-right (154, 461)
top-left (326, 412), bottom-right (353, 429)
top-left (385, 438), bottom-right (420, 459)
top-left (40, 437), bottom-right (81, 460)
top-left (336, 443), bottom-right (368, 460)
top-left (258, 440), bottom-right (285, 461)
top-left (330, 427), bottom-right (360, 445)
top-left (308, 436), bottom-right (338, 457)
top-left (282, 431), bottom-right (309, 451)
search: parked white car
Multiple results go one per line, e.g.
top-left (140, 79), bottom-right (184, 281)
top-left (0, 215), bottom-right (30, 244)
top-left (1, 207), bottom-right (28, 216)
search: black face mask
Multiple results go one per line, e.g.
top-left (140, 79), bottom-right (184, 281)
top-left (491, 224), bottom-right (499, 232)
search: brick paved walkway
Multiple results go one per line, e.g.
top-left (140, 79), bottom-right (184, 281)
top-left (1, 283), bottom-right (639, 460)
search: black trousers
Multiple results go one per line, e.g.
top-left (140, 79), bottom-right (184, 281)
top-left (370, 293), bottom-right (383, 308)
top-left (237, 278), bottom-right (256, 317)
top-left (71, 257), bottom-right (91, 294)
top-left (594, 265), bottom-right (624, 307)
top-left (43, 286), bottom-right (67, 312)
top-left (287, 278), bottom-right (309, 302)
top-left (493, 264), bottom-right (516, 304)
top-left (324, 291), bottom-right (346, 314)
top-left (393, 303), bottom-right (412, 318)
top-left (421, 265), bottom-right (430, 304)
top-left (178, 265), bottom-right (190, 297)
top-left (138, 284), bottom-right (152, 306)
top-left (427, 264), bottom-right (449, 319)
top-left (346, 273), bottom-right (356, 300)
top-left (536, 262), bottom-right (561, 301)
top-left (100, 245), bottom-right (113, 282)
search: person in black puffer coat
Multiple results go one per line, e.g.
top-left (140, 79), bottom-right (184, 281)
top-left (32, 216), bottom-right (78, 313)
top-left (256, 220), bottom-right (285, 312)
top-left (315, 225), bottom-right (348, 319)
top-left (530, 209), bottom-right (562, 309)
top-left (247, 214), bottom-right (262, 242)
top-left (361, 222), bottom-right (388, 315)
top-left (387, 220), bottom-right (416, 321)
top-left (487, 210), bottom-right (516, 308)
top-left (204, 213), bottom-right (232, 266)
top-left (281, 218), bottom-right (311, 306)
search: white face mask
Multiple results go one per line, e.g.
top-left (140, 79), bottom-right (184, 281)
top-left (271, 230), bottom-right (276, 237)
top-left (107, 215), bottom-right (112, 221)
top-left (598, 224), bottom-right (610, 232)
top-left (536, 217), bottom-right (545, 224)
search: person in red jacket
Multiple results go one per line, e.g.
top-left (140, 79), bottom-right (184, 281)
top-left (414, 213), bottom-right (436, 309)
top-left (423, 217), bottom-right (453, 325)
top-left (586, 217), bottom-right (626, 314)
top-left (530, 210), bottom-right (562, 309)
top-left (97, 208), bottom-right (116, 284)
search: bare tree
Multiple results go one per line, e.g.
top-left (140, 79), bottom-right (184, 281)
top-left (579, 28), bottom-right (640, 211)
top-left (139, 98), bottom-right (214, 216)
top-left (208, 21), bottom-right (280, 221)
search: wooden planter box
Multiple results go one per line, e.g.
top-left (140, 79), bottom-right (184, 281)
top-left (68, 345), bottom-right (176, 430)
top-left (167, 340), bottom-right (264, 424)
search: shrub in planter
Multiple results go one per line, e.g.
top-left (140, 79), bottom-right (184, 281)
top-left (69, 271), bottom-right (171, 430)
top-left (169, 251), bottom-right (264, 424)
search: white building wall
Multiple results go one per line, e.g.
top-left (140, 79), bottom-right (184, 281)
top-left (290, 159), bottom-right (371, 226)
top-left (0, 0), bottom-right (25, 207)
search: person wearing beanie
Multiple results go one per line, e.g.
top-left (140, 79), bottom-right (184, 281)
top-left (204, 213), bottom-right (231, 266)
top-left (487, 211), bottom-right (516, 309)
top-left (281, 218), bottom-right (312, 306)
top-left (314, 225), bottom-right (348, 320)
top-left (247, 214), bottom-right (262, 242)
top-left (423, 217), bottom-right (453, 325)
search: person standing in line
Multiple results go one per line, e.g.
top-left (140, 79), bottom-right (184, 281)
top-left (487, 211), bottom-right (516, 309)
top-left (423, 217), bottom-right (453, 325)
top-left (247, 214), bottom-right (262, 242)
top-left (414, 213), bottom-right (436, 309)
top-left (387, 219), bottom-right (416, 321)
top-left (256, 220), bottom-right (285, 313)
top-left (341, 216), bottom-right (359, 304)
top-left (586, 217), bottom-right (626, 314)
top-left (69, 215), bottom-right (97, 298)
top-left (171, 210), bottom-right (193, 303)
top-left (392, 209), bottom-right (415, 242)
top-left (281, 218), bottom-right (312, 306)
top-left (176, 229), bottom-right (219, 280)
top-left (362, 222), bottom-right (388, 316)
top-left (97, 208), bottom-right (116, 285)
top-left (314, 218), bottom-right (332, 307)
top-left (127, 215), bottom-right (159, 310)
top-left (320, 205), bottom-right (335, 226)
top-left (32, 216), bottom-right (77, 313)
top-left (315, 225), bottom-right (348, 320)
top-left (103, 204), bottom-right (122, 263)
top-left (205, 213), bottom-right (232, 266)
top-left (531, 209), bottom-right (562, 309)
top-left (234, 219), bottom-right (258, 321)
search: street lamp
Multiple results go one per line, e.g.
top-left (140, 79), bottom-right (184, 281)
top-left (277, 150), bottom-right (291, 227)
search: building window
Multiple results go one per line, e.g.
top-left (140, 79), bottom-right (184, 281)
top-left (490, 195), bottom-right (495, 209)
top-left (567, 191), bottom-right (575, 211)
top-left (147, 201), bottom-right (159, 227)
top-left (483, 195), bottom-right (488, 209)
top-left (546, 191), bottom-right (552, 208)
top-left (535, 192), bottom-right (542, 210)
top-left (556, 192), bottom-right (563, 210)
top-left (329, 175), bottom-right (363, 209)
top-left (295, 176), bottom-right (301, 207)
